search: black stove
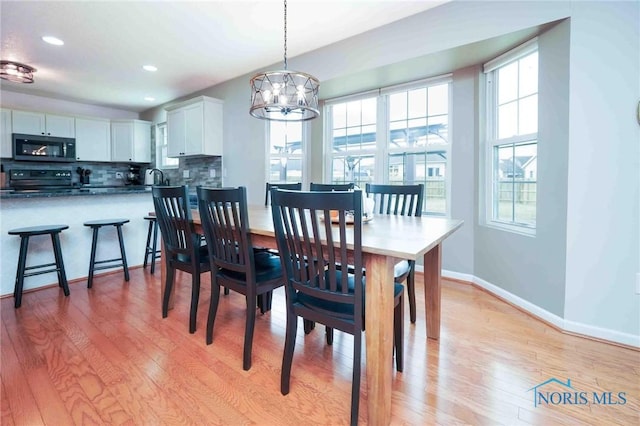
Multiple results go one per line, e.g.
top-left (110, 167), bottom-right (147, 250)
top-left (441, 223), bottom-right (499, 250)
top-left (9, 168), bottom-right (73, 191)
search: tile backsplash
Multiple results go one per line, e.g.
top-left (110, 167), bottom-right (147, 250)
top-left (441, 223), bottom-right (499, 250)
top-left (0, 156), bottom-right (222, 188)
top-left (163, 156), bottom-right (222, 188)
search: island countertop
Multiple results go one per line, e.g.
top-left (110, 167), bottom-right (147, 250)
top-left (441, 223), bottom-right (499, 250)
top-left (0, 185), bottom-right (152, 199)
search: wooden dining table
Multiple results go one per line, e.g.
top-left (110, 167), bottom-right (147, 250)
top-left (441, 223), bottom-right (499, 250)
top-left (159, 205), bottom-right (463, 425)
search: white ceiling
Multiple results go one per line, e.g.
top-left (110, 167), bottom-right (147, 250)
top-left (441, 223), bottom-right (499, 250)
top-left (0, 0), bottom-right (448, 113)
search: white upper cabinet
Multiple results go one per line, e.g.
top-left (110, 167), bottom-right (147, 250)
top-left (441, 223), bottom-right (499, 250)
top-left (1, 109), bottom-right (12, 158)
top-left (111, 119), bottom-right (151, 163)
top-left (75, 117), bottom-right (111, 162)
top-left (12, 110), bottom-right (75, 138)
top-left (166, 96), bottom-right (223, 157)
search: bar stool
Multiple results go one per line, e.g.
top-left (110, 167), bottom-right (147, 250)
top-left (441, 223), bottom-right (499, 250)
top-left (143, 215), bottom-right (161, 274)
top-left (83, 218), bottom-right (130, 288)
top-left (8, 224), bottom-right (70, 308)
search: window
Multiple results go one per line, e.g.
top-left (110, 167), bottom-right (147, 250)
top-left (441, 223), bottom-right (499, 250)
top-left (155, 123), bottom-right (178, 168)
top-left (484, 39), bottom-right (538, 232)
top-left (268, 121), bottom-right (304, 184)
top-left (328, 97), bottom-right (378, 187)
top-left (324, 76), bottom-right (451, 215)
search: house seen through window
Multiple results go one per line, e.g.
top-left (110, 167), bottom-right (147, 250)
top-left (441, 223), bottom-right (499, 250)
top-left (324, 76), bottom-right (451, 215)
top-left (268, 121), bottom-right (304, 184)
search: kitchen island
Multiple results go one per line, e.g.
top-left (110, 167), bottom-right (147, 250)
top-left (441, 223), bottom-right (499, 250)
top-left (0, 185), bottom-right (152, 198)
top-left (0, 189), bottom-right (154, 297)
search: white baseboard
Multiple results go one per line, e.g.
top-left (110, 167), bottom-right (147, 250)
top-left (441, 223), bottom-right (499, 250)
top-left (425, 268), bottom-right (640, 348)
top-left (468, 273), bottom-right (565, 331)
top-left (563, 319), bottom-right (640, 348)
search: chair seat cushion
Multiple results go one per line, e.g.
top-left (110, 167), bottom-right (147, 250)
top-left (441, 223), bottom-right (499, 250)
top-left (175, 244), bottom-right (209, 264)
top-left (394, 260), bottom-right (411, 278)
top-left (342, 260), bottom-right (411, 279)
top-left (296, 270), bottom-right (403, 317)
top-left (218, 251), bottom-right (282, 283)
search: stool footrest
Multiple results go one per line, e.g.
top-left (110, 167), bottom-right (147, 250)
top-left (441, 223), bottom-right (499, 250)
top-left (93, 265), bottom-right (125, 272)
top-left (92, 260), bottom-right (126, 272)
top-left (93, 257), bottom-right (125, 265)
top-left (24, 265), bottom-right (62, 278)
top-left (24, 262), bottom-right (57, 271)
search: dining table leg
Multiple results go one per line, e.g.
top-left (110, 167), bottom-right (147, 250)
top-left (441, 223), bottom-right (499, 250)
top-left (424, 243), bottom-right (442, 339)
top-left (364, 252), bottom-right (396, 425)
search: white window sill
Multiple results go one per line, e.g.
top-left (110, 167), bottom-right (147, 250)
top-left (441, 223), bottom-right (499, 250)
top-left (482, 220), bottom-right (536, 237)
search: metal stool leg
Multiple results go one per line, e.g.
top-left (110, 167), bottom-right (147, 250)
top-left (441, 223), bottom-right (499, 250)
top-left (14, 235), bottom-right (30, 308)
top-left (116, 224), bottom-right (129, 281)
top-left (51, 231), bottom-right (70, 297)
top-left (87, 226), bottom-right (99, 288)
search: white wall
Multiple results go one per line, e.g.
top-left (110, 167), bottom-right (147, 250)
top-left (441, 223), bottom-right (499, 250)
top-left (445, 66), bottom-right (477, 275)
top-left (564, 1), bottom-right (640, 339)
top-left (474, 19), bottom-right (571, 318)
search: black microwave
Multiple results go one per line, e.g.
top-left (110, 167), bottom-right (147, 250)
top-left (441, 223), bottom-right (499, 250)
top-left (12, 133), bottom-right (76, 162)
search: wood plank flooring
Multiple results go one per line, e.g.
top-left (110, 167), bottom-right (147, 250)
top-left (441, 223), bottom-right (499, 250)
top-left (2, 268), bottom-right (638, 425)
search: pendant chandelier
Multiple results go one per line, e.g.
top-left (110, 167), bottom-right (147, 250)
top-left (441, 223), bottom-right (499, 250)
top-left (1, 60), bottom-right (36, 83)
top-left (250, 0), bottom-right (320, 121)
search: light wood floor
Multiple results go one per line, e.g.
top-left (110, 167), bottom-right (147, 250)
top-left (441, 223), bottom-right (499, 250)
top-left (2, 268), bottom-right (638, 425)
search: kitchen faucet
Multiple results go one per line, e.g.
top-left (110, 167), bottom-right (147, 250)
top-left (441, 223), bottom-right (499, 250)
top-left (149, 168), bottom-right (165, 185)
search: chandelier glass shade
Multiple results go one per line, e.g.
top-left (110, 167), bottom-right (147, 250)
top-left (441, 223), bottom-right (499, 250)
top-left (249, 0), bottom-right (320, 121)
top-left (1, 60), bottom-right (36, 83)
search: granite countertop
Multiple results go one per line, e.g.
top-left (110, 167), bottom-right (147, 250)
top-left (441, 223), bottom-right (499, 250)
top-left (0, 185), bottom-right (153, 199)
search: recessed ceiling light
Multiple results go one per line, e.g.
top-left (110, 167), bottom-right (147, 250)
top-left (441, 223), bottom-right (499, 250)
top-left (42, 36), bottom-right (64, 46)
top-left (144, 96), bottom-right (155, 101)
top-left (142, 65), bottom-right (157, 72)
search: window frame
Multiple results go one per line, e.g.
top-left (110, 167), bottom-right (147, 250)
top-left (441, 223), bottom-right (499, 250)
top-left (155, 122), bottom-right (178, 169)
top-left (265, 120), bottom-right (308, 187)
top-left (323, 74), bottom-right (452, 216)
top-left (482, 38), bottom-right (538, 235)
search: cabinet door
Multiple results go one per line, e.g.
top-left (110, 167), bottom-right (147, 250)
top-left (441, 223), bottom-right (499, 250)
top-left (1, 109), bottom-right (12, 158)
top-left (167, 109), bottom-right (185, 157)
top-left (111, 121), bottom-right (133, 161)
top-left (45, 114), bottom-right (75, 137)
top-left (76, 118), bottom-right (111, 162)
top-left (183, 102), bottom-right (204, 156)
top-left (12, 110), bottom-right (46, 135)
top-left (133, 121), bottom-right (151, 163)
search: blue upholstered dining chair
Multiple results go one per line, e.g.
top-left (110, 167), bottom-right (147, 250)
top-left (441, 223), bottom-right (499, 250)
top-left (197, 186), bottom-right (285, 371)
top-left (365, 183), bottom-right (424, 323)
top-left (309, 182), bottom-right (354, 192)
top-left (270, 188), bottom-right (403, 426)
top-left (264, 182), bottom-right (302, 206)
top-left (152, 185), bottom-right (210, 334)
